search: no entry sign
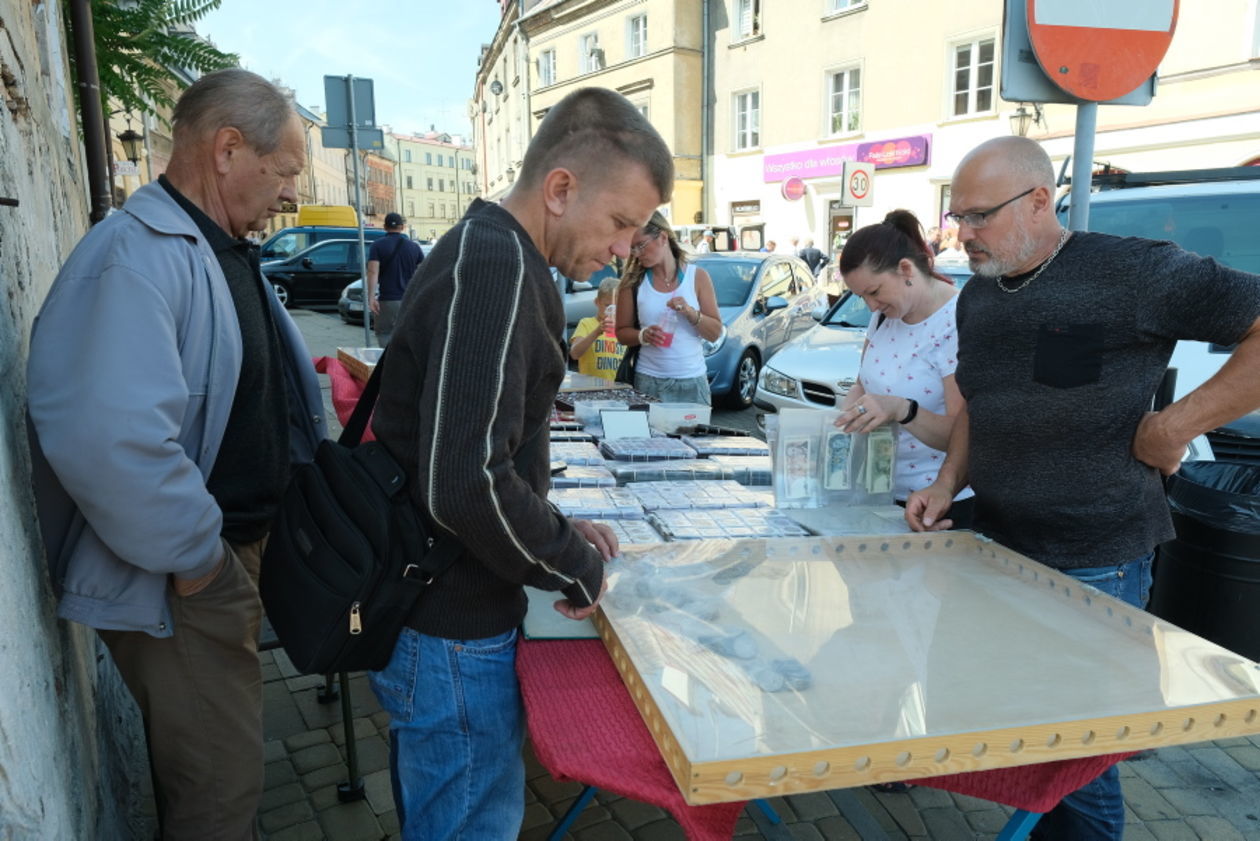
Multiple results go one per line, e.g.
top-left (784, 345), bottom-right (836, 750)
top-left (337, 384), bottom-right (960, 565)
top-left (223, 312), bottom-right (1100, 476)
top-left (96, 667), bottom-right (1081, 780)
top-left (1027, 0), bottom-right (1179, 101)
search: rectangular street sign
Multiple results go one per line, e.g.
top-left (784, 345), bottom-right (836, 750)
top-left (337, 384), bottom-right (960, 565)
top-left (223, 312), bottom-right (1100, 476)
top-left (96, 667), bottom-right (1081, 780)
top-left (323, 76), bottom-right (377, 128)
top-left (321, 126), bottom-right (385, 151)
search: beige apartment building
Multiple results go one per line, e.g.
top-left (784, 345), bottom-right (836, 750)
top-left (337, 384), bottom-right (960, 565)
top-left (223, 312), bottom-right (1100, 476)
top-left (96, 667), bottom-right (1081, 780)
top-left (474, 0), bottom-right (1259, 256)
top-left (475, 0), bottom-right (705, 224)
top-left (393, 132), bottom-right (480, 241)
top-left (709, 0), bottom-right (1260, 252)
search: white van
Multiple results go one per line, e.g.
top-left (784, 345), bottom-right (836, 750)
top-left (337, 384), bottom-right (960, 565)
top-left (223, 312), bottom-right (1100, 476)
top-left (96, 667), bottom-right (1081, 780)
top-left (1057, 167), bottom-right (1260, 463)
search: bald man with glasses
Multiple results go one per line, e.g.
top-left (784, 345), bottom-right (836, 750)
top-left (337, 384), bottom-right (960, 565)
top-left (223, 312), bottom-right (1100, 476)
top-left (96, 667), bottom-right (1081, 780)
top-left (907, 137), bottom-right (1260, 841)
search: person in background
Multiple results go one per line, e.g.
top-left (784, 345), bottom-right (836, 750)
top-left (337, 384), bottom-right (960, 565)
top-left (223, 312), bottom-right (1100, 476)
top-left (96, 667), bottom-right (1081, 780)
top-left (696, 229), bottom-right (715, 253)
top-left (797, 237), bottom-right (830, 276)
top-left (926, 225), bottom-right (943, 254)
top-left (615, 211), bottom-right (723, 404)
top-left (27, 68), bottom-right (326, 840)
top-left (934, 227), bottom-right (968, 263)
top-left (569, 276), bottom-right (625, 379)
top-left (370, 86), bottom-right (672, 841)
top-left (761, 239), bottom-right (777, 253)
top-left (834, 210), bottom-right (973, 527)
top-left (366, 211), bottom-right (424, 346)
top-left (907, 136), bottom-right (1260, 841)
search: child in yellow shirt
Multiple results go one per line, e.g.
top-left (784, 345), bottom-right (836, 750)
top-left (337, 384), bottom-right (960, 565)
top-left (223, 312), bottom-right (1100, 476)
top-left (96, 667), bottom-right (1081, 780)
top-left (569, 277), bottom-right (625, 380)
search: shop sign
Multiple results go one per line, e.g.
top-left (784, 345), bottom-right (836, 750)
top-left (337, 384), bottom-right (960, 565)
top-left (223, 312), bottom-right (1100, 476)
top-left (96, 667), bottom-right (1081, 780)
top-left (112, 160), bottom-right (139, 177)
top-left (731, 200), bottom-right (761, 214)
top-left (763, 134), bottom-right (932, 183)
top-left (781, 177), bottom-right (807, 201)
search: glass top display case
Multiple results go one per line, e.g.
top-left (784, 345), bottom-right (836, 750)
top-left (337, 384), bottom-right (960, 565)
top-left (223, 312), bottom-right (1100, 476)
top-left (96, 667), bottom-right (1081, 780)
top-left (595, 533), bottom-right (1260, 804)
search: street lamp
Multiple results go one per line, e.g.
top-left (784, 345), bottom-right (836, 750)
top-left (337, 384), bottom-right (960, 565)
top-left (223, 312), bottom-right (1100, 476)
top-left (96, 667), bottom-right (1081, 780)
top-left (116, 126), bottom-right (144, 164)
top-left (1009, 103), bottom-right (1043, 137)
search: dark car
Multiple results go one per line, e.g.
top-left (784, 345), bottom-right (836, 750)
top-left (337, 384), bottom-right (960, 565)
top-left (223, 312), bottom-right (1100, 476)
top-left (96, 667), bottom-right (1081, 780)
top-left (259, 226), bottom-right (387, 261)
top-left (695, 253), bottom-right (831, 409)
top-left (262, 239), bottom-right (365, 308)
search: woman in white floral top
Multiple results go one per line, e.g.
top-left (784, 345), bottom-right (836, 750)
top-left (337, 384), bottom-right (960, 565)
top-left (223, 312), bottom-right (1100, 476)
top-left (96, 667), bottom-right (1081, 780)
top-left (834, 210), bottom-right (975, 528)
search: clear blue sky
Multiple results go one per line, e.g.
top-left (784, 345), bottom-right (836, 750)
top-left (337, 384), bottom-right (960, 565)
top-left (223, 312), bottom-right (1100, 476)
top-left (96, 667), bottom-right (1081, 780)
top-left (197, 1), bottom-right (506, 138)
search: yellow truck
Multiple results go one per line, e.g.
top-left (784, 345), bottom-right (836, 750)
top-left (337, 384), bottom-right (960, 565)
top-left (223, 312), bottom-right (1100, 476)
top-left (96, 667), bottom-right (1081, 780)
top-left (296, 205), bottom-right (358, 227)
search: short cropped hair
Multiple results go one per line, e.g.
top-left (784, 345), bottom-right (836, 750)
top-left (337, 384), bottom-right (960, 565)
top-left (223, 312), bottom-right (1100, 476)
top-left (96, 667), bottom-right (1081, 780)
top-left (173, 68), bottom-right (296, 155)
top-left (517, 87), bottom-right (673, 203)
top-left (596, 277), bottom-right (621, 300)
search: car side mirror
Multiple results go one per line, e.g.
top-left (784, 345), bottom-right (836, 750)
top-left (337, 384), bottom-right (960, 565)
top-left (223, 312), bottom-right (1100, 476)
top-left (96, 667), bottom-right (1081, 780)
top-left (765, 296), bottom-right (789, 313)
top-left (301, 257), bottom-right (314, 269)
top-left (260, 249), bottom-right (275, 259)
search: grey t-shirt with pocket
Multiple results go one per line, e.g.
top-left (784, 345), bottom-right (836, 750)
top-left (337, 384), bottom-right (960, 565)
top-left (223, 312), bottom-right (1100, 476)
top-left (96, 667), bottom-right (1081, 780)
top-left (955, 231), bottom-right (1260, 569)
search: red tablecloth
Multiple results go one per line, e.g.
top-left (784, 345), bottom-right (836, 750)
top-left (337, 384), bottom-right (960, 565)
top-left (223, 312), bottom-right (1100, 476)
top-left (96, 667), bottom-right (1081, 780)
top-left (517, 638), bottom-right (1132, 840)
top-left (313, 356), bottom-right (374, 441)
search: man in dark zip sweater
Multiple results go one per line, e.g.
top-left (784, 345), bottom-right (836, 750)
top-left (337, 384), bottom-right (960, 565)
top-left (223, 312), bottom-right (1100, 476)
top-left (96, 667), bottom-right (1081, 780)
top-left (370, 87), bottom-right (674, 841)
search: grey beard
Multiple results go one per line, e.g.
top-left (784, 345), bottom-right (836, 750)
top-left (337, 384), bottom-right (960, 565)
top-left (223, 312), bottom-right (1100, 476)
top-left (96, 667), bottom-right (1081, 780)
top-left (969, 226), bottom-right (1039, 278)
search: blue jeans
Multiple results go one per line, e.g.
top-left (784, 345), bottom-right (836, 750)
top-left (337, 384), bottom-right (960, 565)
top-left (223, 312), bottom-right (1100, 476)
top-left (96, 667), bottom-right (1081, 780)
top-left (1031, 552), bottom-right (1154, 841)
top-left (369, 627), bottom-right (525, 841)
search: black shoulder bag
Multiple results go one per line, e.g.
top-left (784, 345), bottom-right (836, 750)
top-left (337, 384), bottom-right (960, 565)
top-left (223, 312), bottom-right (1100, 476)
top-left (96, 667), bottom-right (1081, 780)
top-left (261, 351), bottom-right (463, 675)
top-left (614, 280), bottom-right (641, 385)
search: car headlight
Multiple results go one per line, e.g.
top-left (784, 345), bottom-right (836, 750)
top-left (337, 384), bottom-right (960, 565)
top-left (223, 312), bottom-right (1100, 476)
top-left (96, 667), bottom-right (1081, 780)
top-left (701, 327), bottom-right (728, 357)
top-left (761, 367), bottom-right (799, 398)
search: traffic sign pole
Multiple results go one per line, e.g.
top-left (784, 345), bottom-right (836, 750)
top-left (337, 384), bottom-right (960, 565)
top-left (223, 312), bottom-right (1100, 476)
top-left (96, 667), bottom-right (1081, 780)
top-left (1068, 103), bottom-right (1097, 232)
top-left (345, 75), bottom-right (373, 348)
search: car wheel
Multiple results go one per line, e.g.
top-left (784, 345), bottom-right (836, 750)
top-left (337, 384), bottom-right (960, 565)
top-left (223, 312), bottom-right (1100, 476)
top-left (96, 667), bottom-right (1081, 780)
top-left (722, 349), bottom-right (760, 409)
top-left (271, 281), bottom-right (291, 308)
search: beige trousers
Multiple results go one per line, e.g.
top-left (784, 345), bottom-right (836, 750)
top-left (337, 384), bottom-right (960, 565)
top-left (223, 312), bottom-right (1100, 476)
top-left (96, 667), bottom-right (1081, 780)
top-left (100, 538), bottom-right (265, 841)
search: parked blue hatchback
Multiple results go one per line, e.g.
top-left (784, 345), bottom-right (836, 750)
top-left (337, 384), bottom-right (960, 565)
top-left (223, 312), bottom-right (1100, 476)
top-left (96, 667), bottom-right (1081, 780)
top-left (694, 253), bottom-right (830, 408)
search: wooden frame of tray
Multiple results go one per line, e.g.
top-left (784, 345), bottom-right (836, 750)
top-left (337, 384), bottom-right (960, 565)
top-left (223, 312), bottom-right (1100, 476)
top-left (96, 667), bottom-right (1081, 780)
top-left (592, 533), bottom-right (1260, 805)
top-left (337, 347), bottom-right (381, 383)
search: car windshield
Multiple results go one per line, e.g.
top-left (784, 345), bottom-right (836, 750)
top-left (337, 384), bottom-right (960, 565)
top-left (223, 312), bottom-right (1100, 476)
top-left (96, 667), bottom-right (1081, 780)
top-left (1060, 192), bottom-right (1260, 275)
top-left (696, 258), bottom-right (759, 307)
top-left (824, 266), bottom-right (971, 328)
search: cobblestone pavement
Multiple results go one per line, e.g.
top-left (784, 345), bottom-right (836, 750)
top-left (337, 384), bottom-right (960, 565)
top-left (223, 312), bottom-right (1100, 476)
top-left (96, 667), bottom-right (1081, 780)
top-left (251, 311), bottom-right (1260, 840)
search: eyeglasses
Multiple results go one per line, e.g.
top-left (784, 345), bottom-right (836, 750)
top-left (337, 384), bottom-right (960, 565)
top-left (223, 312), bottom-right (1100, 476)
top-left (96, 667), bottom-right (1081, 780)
top-left (630, 228), bottom-right (662, 256)
top-left (944, 187), bottom-right (1036, 229)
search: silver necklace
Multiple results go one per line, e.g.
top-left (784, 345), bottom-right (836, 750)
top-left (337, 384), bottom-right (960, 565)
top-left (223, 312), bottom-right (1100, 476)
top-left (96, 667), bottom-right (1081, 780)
top-left (996, 229), bottom-right (1071, 294)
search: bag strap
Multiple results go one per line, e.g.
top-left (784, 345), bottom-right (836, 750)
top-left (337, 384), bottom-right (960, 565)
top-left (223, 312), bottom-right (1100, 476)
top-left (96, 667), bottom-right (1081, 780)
top-left (340, 348), bottom-right (387, 447)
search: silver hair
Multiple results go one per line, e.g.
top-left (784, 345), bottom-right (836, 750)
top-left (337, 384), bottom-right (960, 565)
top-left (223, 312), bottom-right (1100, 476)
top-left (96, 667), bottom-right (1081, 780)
top-left (172, 68), bottom-right (297, 154)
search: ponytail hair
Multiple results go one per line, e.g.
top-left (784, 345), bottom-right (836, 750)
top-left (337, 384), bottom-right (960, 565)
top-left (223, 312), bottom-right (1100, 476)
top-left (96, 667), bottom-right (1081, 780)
top-left (838, 209), bottom-right (952, 284)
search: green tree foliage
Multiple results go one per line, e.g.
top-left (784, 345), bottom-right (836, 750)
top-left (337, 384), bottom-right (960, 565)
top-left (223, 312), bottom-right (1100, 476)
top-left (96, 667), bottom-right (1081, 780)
top-left (69, 0), bottom-right (239, 118)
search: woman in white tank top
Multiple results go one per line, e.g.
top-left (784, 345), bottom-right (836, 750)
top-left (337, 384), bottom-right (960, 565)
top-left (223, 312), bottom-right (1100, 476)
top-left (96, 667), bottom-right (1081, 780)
top-left (613, 212), bottom-right (723, 404)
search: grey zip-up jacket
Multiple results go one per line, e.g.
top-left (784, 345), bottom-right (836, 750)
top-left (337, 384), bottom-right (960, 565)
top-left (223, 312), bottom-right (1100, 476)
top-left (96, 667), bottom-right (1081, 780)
top-left (27, 181), bottom-right (326, 637)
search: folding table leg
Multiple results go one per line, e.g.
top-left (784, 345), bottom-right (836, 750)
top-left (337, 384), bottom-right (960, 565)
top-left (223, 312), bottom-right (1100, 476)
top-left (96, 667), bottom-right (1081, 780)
top-left (549, 785), bottom-right (598, 841)
top-left (996, 809), bottom-right (1042, 841)
top-left (753, 798), bottom-right (781, 824)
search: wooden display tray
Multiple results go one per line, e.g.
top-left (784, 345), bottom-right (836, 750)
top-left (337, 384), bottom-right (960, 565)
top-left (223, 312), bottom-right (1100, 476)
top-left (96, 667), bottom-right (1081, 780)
top-left (337, 347), bottom-right (382, 383)
top-left (593, 533), bottom-right (1260, 805)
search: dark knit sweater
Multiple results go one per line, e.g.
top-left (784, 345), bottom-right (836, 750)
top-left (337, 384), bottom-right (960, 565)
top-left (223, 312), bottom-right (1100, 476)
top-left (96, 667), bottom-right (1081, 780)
top-left (372, 199), bottom-right (604, 640)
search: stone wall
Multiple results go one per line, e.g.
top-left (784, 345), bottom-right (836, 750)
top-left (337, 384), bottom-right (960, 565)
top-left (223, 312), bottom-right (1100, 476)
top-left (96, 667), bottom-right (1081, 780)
top-left (0, 2), bottom-right (148, 838)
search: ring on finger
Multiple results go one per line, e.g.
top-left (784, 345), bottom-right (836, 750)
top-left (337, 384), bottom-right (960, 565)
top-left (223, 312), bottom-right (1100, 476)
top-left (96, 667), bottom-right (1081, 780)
top-left (856, 405), bottom-right (868, 415)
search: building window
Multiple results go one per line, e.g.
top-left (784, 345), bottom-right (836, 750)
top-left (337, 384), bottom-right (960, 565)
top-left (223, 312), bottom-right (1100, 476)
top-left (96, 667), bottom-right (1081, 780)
top-left (408, 200), bottom-right (415, 216)
top-left (425, 152), bottom-right (432, 165)
top-left (538, 48), bottom-right (557, 86)
top-left (735, 0), bottom-right (760, 39)
top-left (951, 37), bottom-right (995, 117)
top-left (406, 175), bottom-right (414, 189)
top-left (733, 89), bottom-right (760, 150)
top-left (826, 0), bottom-right (866, 12)
top-left (403, 149), bottom-right (412, 163)
top-left (427, 201), bottom-right (435, 217)
top-left (637, 102), bottom-right (650, 120)
top-left (438, 178), bottom-right (445, 192)
top-left (427, 177), bottom-right (434, 190)
top-left (628, 14), bottom-right (647, 58)
top-left (580, 33), bottom-right (603, 73)
top-left (828, 67), bottom-right (861, 134)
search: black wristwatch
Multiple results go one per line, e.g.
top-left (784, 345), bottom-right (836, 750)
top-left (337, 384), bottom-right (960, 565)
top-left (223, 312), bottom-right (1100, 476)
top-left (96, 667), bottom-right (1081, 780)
top-left (900, 399), bottom-right (919, 424)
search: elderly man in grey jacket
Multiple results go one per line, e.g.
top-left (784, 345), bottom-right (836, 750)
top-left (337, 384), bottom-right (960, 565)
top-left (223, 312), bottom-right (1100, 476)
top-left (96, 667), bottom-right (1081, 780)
top-left (27, 69), bottom-right (325, 841)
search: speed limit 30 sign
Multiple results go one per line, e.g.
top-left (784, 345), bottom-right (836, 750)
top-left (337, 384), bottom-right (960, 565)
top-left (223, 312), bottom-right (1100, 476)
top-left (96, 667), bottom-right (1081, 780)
top-left (841, 161), bottom-right (874, 207)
